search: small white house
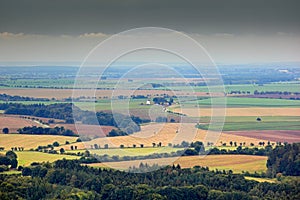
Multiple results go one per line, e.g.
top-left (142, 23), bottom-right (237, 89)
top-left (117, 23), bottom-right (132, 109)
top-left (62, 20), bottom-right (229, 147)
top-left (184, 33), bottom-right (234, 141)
top-left (146, 100), bottom-right (151, 105)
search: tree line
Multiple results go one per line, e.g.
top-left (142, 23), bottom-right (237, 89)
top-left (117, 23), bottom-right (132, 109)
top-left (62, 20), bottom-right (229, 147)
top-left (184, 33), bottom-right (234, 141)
top-left (17, 126), bottom-right (78, 137)
top-left (0, 93), bottom-right (50, 102)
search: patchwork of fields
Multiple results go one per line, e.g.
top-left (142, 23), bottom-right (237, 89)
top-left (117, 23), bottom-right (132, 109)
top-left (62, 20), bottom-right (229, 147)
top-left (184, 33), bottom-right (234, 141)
top-left (0, 79), bottom-right (299, 174)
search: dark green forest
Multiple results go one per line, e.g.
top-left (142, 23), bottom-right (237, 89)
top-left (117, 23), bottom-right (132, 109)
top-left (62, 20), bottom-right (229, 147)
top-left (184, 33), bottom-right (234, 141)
top-left (267, 143), bottom-right (300, 177)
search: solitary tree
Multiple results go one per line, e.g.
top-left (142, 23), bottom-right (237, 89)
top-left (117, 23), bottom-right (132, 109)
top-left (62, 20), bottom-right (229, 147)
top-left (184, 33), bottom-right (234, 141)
top-left (59, 148), bottom-right (65, 154)
top-left (6, 151), bottom-right (17, 160)
top-left (2, 128), bottom-right (9, 134)
top-left (53, 141), bottom-right (59, 147)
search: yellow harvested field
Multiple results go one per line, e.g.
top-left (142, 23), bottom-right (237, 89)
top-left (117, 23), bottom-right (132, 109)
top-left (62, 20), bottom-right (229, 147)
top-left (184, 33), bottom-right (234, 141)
top-left (0, 134), bottom-right (78, 150)
top-left (172, 107), bottom-right (300, 117)
top-left (61, 123), bottom-right (270, 150)
top-left (88, 155), bottom-right (268, 173)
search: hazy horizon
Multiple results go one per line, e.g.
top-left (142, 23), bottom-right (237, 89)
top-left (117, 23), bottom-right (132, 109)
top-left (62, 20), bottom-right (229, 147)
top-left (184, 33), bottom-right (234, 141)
top-left (0, 0), bottom-right (299, 64)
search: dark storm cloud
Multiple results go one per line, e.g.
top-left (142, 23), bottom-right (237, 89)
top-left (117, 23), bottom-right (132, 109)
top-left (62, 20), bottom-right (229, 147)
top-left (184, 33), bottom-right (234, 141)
top-left (0, 0), bottom-right (299, 35)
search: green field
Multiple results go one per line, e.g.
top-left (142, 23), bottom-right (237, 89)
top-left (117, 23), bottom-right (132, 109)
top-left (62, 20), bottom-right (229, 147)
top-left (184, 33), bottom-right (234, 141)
top-left (160, 82), bottom-right (300, 94)
top-left (76, 99), bottom-right (148, 111)
top-left (180, 97), bottom-right (300, 107)
top-left (198, 121), bottom-right (300, 131)
top-left (15, 151), bottom-right (79, 166)
top-left (67, 147), bottom-right (184, 157)
top-left (197, 116), bottom-right (300, 123)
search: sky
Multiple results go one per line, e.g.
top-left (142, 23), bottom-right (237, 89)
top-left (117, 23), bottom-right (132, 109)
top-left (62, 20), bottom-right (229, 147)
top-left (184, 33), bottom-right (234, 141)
top-left (0, 0), bottom-right (299, 64)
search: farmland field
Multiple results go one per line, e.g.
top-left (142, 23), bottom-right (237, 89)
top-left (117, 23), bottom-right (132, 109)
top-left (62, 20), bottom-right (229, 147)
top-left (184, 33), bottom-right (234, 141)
top-left (0, 115), bottom-right (46, 133)
top-left (53, 124), bottom-right (114, 138)
top-left (0, 134), bottom-right (78, 150)
top-left (171, 107), bottom-right (300, 117)
top-left (172, 97), bottom-right (300, 108)
top-left (61, 123), bottom-right (271, 150)
top-left (67, 147), bottom-right (184, 157)
top-left (225, 130), bottom-right (300, 143)
top-left (198, 121), bottom-right (300, 131)
top-left (88, 154), bottom-right (268, 173)
top-left (14, 151), bottom-right (79, 166)
top-left (161, 82), bottom-right (300, 94)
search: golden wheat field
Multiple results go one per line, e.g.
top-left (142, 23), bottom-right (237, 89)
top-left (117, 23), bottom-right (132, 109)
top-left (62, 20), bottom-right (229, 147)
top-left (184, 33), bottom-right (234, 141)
top-left (61, 123), bottom-right (270, 150)
top-left (0, 134), bottom-right (78, 150)
top-left (87, 154), bottom-right (268, 173)
top-left (172, 107), bottom-right (300, 117)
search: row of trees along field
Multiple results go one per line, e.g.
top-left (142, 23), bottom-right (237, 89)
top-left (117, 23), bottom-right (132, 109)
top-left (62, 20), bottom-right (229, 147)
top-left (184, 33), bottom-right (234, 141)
top-left (17, 126), bottom-right (78, 137)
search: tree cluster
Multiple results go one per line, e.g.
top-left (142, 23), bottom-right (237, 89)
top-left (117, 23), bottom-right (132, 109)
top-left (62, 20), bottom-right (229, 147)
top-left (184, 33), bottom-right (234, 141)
top-left (0, 151), bottom-right (18, 172)
top-left (17, 126), bottom-right (78, 137)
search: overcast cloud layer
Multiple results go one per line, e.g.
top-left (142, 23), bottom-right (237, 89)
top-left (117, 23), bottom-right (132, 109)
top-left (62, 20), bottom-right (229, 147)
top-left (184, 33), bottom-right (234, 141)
top-left (0, 0), bottom-right (299, 64)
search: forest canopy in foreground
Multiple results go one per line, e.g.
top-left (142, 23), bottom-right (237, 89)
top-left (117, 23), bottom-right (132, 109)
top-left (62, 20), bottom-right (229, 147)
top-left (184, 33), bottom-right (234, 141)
top-left (0, 159), bottom-right (299, 200)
